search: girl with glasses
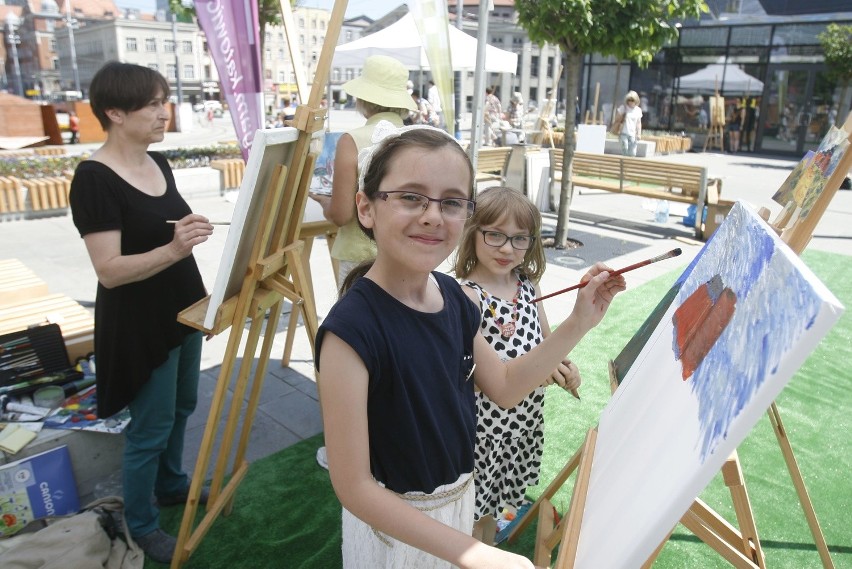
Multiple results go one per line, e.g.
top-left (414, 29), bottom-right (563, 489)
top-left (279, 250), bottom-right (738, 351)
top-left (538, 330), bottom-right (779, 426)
top-left (453, 187), bottom-right (581, 546)
top-left (315, 123), bottom-right (625, 568)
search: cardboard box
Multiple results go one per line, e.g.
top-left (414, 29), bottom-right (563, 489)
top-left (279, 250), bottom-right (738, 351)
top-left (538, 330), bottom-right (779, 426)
top-left (703, 199), bottom-right (736, 239)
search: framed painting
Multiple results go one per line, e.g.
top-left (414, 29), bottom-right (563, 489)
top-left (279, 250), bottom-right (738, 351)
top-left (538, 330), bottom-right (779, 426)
top-left (575, 202), bottom-right (844, 567)
top-left (772, 126), bottom-right (850, 220)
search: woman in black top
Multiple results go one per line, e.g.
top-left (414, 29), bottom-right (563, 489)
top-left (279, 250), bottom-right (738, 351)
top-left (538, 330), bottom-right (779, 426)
top-left (69, 62), bottom-right (213, 564)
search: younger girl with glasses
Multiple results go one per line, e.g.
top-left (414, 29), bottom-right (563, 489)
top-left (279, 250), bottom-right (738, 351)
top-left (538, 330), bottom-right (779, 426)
top-left (315, 122), bottom-right (625, 568)
top-left (453, 187), bottom-right (581, 546)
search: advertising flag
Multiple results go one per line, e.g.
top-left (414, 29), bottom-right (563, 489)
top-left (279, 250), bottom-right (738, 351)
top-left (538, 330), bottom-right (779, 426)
top-left (195, 0), bottom-right (264, 160)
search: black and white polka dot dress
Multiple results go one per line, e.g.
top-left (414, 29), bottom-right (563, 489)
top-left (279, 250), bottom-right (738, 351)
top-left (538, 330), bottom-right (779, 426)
top-left (463, 273), bottom-right (545, 520)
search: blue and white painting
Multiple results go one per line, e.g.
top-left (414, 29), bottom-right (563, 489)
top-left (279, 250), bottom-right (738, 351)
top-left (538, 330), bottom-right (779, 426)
top-left (574, 202), bottom-right (844, 568)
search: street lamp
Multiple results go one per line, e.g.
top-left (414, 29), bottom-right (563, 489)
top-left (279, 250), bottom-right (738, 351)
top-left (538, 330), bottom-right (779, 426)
top-left (4, 13), bottom-right (23, 97)
top-left (64, 0), bottom-right (81, 95)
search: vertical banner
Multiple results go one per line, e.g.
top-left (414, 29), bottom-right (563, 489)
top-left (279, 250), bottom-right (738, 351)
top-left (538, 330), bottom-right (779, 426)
top-left (195, 0), bottom-right (264, 161)
top-left (410, 0), bottom-right (455, 136)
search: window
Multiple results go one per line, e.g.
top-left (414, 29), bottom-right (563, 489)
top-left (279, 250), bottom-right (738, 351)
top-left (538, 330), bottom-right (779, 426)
top-left (312, 36), bottom-right (317, 46)
top-left (278, 48), bottom-right (284, 59)
top-left (346, 30), bottom-right (352, 41)
top-left (46, 20), bottom-right (54, 32)
top-left (346, 68), bottom-right (354, 80)
top-left (299, 18), bottom-right (305, 28)
top-left (333, 68), bottom-right (340, 82)
top-left (202, 40), bottom-right (208, 54)
top-left (182, 41), bottom-right (192, 54)
top-left (300, 35), bottom-right (305, 45)
top-left (50, 38), bottom-right (57, 52)
top-left (126, 37), bottom-right (138, 51)
top-left (204, 64), bottom-right (211, 79)
top-left (265, 48), bottom-right (271, 61)
top-left (164, 39), bottom-right (175, 53)
top-left (146, 38), bottom-right (156, 52)
top-left (278, 32), bottom-right (284, 41)
top-left (278, 70), bottom-right (285, 82)
top-left (183, 64), bottom-right (195, 79)
top-left (166, 63), bottom-right (175, 80)
top-left (52, 57), bottom-right (59, 71)
top-left (265, 69), bottom-right (272, 79)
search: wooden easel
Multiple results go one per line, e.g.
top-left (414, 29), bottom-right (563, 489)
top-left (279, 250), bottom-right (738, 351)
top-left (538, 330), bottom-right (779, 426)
top-left (644, 114), bottom-right (852, 569)
top-left (703, 92), bottom-right (725, 152)
top-left (511, 117), bottom-right (852, 568)
top-left (508, 429), bottom-right (597, 568)
top-left (167, 2), bottom-right (348, 568)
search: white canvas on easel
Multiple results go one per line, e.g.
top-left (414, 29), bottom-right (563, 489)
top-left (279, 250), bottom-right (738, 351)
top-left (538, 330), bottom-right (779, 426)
top-left (573, 202), bottom-right (844, 567)
top-left (204, 127), bottom-right (300, 329)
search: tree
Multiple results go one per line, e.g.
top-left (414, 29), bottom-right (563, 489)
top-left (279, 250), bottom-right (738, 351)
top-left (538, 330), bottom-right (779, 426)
top-left (818, 23), bottom-right (852, 127)
top-left (169, 0), bottom-right (290, 52)
top-left (515, 0), bottom-right (707, 248)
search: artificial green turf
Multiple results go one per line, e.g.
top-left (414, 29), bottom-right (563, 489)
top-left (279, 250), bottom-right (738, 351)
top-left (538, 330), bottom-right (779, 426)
top-left (146, 249), bottom-right (850, 568)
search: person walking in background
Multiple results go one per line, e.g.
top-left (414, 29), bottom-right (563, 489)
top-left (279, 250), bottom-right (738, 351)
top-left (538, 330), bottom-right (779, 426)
top-left (68, 111), bottom-right (80, 144)
top-left (505, 92), bottom-right (525, 129)
top-left (611, 90), bottom-right (643, 156)
top-left (483, 86), bottom-right (503, 146)
top-left (315, 123), bottom-right (624, 568)
top-left (308, 55), bottom-right (416, 470)
top-left (409, 89), bottom-right (439, 127)
top-left (453, 187), bottom-right (581, 545)
top-left (728, 104), bottom-right (743, 153)
top-left (427, 79), bottom-right (443, 128)
top-left (69, 61), bottom-right (214, 564)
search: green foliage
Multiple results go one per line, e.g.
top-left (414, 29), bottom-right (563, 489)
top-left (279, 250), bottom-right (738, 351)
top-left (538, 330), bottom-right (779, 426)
top-left (169, 0), bottom-right (287, 28)
top-left (515, 0), bottom-right (707, 67)
top-left (818, 24), bottom-right (852, 84)
top-left (0, 145), bottom-right (242, 178)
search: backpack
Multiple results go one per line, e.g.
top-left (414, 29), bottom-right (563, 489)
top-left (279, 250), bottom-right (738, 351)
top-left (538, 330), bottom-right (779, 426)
top-left (0, 497), bottom-right (143, 569)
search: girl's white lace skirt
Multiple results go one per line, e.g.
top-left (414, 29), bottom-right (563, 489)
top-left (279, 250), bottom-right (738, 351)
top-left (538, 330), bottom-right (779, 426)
top-left (342, 472), bottom-right (474, 568)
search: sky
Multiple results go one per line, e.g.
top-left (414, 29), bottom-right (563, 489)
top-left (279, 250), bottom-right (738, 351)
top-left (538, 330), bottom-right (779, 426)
top-left (113, 0), bottom-right (406, 21)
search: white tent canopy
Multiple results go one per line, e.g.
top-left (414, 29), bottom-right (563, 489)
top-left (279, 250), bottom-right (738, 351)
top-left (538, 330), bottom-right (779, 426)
top-left (677, 63), bottom-right (764, 96)
top-left (332, 13), bottom-right (517, 73)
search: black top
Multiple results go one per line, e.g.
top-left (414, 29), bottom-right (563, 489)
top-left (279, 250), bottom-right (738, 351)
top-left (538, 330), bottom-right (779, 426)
top-left (70, 152), bottom-right (206, 417)
top-left (316, 272), bottom-right (480, 494)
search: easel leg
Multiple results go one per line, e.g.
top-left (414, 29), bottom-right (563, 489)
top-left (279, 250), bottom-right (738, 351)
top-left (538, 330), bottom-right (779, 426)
top-left (532, 498), bottom-right (557, 567)
top-left (508, 441), bottom-right (583, 543)
top-left (554, 428), bottom-right (597, 569)
top-left (722, 451), bottom-right (766, 568)
top-left (767, 402), bottom-right (835, 568)
top-left (208, 306), bottom-right (266, 505)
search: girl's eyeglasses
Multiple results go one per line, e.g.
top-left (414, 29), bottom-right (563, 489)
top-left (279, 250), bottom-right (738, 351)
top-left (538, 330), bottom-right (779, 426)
top-left (479, 229), bottom-right (535, 250)
top-left (377, 191), bottom-right (475, 220)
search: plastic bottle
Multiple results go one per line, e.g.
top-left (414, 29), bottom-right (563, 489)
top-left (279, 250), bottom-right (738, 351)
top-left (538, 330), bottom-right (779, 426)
top-left (654, 200), bottom-right (670, 223)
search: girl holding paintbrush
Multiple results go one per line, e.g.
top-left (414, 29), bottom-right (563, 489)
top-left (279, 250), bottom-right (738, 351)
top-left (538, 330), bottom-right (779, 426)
top-left (453, 186), bottom-right (581, 545)
top-left (316, 123), bottom-right (624, 568)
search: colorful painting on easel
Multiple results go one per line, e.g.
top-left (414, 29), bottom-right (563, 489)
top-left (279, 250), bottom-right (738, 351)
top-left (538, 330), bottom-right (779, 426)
top-left (574, 202), bottom-right (844, 567)
top-left (772, 126), bottom-right (850, 219)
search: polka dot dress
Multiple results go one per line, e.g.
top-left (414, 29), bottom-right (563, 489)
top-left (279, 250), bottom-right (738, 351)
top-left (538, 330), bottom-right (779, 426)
top-left (463, 273), bottom-right (545, 520)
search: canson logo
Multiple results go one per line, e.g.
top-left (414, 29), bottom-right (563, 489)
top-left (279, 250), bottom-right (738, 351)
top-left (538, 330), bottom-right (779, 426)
top-left (39, 482), bottom-right (56, 516)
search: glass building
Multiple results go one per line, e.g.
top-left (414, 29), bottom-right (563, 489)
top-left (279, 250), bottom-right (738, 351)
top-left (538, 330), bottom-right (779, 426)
top-left (577, 12), bottom-right (852, 156)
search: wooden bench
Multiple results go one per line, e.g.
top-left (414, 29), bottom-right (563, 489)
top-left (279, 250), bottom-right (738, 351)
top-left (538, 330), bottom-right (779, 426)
top-left (550, 149), bottom-right (720, 239)
top-left (475, 146), bottom-right (512, 184)
top-left (0, 293), bottom-right (94, 361)
top-left (210, 158), bottom-right (246, 193)
top-left (0, 176), bottom-right (25, 217)
top-left (20, 176), bottom-right (71, 212)
top-left (0, 258), bottom-right (50, 306)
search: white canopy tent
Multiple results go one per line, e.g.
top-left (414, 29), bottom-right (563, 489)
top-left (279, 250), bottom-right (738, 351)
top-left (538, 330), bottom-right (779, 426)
top-left (677, 63), bottom-right (764, 96)
top-left (332, 13), bottom-right (517, 73)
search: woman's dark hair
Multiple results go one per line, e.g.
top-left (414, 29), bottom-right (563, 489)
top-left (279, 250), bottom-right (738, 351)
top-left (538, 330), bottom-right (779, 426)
top-left (339, 127), bottom-right (474, 296)
top-left (89, 61), bottom-right (170, 130)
